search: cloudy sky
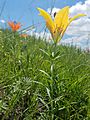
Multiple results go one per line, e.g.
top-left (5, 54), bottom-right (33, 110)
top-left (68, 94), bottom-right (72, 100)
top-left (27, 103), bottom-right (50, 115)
top-left (0, 0), bottom-right (90, 50)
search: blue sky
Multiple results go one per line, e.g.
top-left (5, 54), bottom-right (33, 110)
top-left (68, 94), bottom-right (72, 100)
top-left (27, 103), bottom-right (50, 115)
top-left (0, 0), bottom-right (85, 28)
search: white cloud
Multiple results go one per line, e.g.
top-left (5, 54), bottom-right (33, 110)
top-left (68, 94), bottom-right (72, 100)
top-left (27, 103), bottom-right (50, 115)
top-left (47, 8), bottom-right (60, 19)
top-left (62, 35), bottom-right (88, 44)
top-left (27, 29), bottom-right (52, 42)
top-left (0, 20), bottom-right (6, 24)
top-left (65, 0), bottom-right (90, 49)
top-left (34, 31), bottom-right (51, 41)
top-left (70, 0), bottom-right (90, 17)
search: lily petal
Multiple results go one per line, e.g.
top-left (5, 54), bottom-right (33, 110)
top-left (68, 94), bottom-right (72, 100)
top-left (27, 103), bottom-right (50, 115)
top-left (8, 22), bottom-right (14, 28)
top-left (15, 23), bottom-right (21, 30)
top-left (69, 14), bottom-right (86, 24)
top-left (54, 6), bottom-right (69, 29)
top-left (37, 8), bottom-right (55, 33)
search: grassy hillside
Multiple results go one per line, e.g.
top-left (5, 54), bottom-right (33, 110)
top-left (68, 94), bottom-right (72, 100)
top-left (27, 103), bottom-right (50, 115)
top-left (0, 30), bottom-right (90, 120)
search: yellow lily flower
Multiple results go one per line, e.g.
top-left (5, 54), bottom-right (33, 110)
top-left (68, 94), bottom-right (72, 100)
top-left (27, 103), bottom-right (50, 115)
top-left (37, 6), bottom-right (86, 44)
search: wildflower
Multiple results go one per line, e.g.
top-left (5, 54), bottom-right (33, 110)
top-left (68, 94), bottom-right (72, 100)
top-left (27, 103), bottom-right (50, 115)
top-left (37, 6), bottom-right (86, 44)
top-left (20, 34), bottom-right (29, 38)
top-left (20, 40), bottom-right (27, 44)
top-left (8, 21), bottom-right (21, 31)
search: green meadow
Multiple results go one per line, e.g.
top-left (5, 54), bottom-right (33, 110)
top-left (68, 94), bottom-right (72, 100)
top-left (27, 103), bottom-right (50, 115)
top-left (0, 30), bottom-right (90, 120)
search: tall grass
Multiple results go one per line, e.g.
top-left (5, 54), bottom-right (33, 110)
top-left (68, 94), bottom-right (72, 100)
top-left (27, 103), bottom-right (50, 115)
top-left (0, 29), bottom-right (90, 120)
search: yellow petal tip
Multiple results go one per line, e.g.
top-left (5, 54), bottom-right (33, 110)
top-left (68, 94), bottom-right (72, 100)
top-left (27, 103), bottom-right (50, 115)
top-left (37, 7), bottom-right (42, 15)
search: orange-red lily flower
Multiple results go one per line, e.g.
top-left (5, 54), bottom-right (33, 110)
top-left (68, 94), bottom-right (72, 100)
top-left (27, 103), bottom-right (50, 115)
top-left (8, 21), bottom-right (21, 31)
top-left (20, 34), bottom-right (29, 38)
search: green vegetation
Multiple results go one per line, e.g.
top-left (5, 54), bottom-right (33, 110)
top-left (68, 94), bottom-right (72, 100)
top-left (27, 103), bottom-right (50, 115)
top-left (0, 30), bottom-right (90, 120)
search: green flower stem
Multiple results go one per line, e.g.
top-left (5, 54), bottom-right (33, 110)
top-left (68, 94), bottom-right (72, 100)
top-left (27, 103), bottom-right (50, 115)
top-left (50, 43), bottom-right (57, 119)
